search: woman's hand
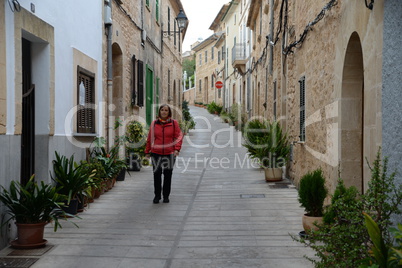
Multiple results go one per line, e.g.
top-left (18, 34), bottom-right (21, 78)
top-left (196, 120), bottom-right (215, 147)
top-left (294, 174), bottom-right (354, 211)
top-left (145, 153), bottom-right (150, 159)
top-left (174, 150), bottom-right (179, 157)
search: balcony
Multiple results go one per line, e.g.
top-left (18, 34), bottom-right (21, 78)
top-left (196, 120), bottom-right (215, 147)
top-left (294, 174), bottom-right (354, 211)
top-left (232, 43), bottom-right (248, 74)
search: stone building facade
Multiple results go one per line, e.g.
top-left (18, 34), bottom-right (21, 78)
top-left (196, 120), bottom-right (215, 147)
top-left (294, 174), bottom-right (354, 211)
top-left (245, 0), bottom-right (401, 194)
top-left (109, 0), bottom-right (186, 129)
top-left (193, 33), bottom-right (224, 105)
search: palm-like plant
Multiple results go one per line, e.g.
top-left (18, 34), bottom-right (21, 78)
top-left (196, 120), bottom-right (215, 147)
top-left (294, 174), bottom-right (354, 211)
top-left (51, 152), bottom-right (91, 204)
top-left (0, 176), bottom-right (70, 231)
top-left (243, 119), bottom-right (290, 168)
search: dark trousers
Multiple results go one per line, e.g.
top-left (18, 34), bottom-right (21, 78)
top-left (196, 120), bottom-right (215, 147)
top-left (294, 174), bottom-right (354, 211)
top-left (151, 153), bottom-right (176, 199)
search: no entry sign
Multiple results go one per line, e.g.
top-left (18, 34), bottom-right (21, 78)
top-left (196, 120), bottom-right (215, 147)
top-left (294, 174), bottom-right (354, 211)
top-left (215, 81), bottom-right (223, 89)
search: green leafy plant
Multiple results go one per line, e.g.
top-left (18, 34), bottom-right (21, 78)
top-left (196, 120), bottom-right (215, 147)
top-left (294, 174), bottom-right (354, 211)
top-left (292, 149), bottom-right (402, 268)
top-left (323, 178), bottom-right (360, 224)
top-left (180, 100), bottom-right (196, 133)
top-left (298, 168), bottom-right (328, 217)
top-left (0, 176), bottom-right (73, 231)
top-left (79, 160), bottom-right (105, 192)
top-left (242, 119), bottom-right (290, 168)
top-left (206, 101), bottom-right (223, 115)
top-left (125, 120), bottom-right (147, 156)
top-left (51, 152), bottom-right (91, 204)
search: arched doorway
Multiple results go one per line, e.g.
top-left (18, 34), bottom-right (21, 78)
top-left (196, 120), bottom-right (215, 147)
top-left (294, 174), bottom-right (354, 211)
top-left (340, 32), bottom-right (364, 192)
top-left (112, 43), bottom-right (123, 142)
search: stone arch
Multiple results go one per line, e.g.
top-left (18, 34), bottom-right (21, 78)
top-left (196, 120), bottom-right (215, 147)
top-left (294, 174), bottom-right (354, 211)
top-left (340, 32), bottom-right (364, 192)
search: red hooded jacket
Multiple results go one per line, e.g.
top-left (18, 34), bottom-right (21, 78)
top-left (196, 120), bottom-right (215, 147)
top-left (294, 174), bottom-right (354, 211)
top-left (145, 119), bottom-right (183, 155)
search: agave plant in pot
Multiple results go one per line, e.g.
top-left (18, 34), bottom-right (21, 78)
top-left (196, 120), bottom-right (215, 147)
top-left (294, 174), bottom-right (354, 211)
top-left (298, 168), bottom-right (328, 233)
top-left (243, 120), bottom-right (290, 181)
top-left (0, 176), bottom-right (75, 249)
top-left (51, 152), bottom-right (92, 215)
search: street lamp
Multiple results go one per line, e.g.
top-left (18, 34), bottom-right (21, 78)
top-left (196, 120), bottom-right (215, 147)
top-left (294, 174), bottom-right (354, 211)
top-left (162, 9), bottom-right (188, 38)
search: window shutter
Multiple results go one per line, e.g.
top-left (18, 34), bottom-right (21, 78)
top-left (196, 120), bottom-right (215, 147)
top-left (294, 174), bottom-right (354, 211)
top-left (131, 55), bottom-right (136, 105)
top-left (168, 8), bottom-right (171, 35)
top-left (137, 60), bottom-right (144, 107)
top-left (156, 0), bottom-right (159, 22)
top-left (77, 66), bottom-right (95, 133)
top-left (299, 76), bottom-right (306, 141)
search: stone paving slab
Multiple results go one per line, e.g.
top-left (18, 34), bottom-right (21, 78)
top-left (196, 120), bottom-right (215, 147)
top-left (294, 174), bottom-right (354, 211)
top-left (0, 106), bottom-right (314, 268)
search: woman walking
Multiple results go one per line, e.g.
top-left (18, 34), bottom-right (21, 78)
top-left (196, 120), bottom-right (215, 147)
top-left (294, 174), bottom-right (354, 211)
top-left (145, 104), bottom-right (183, 204)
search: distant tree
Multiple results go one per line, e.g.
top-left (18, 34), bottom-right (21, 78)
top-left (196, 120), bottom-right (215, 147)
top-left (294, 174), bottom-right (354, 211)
top-left (183, 55), bottom-right (195, 78)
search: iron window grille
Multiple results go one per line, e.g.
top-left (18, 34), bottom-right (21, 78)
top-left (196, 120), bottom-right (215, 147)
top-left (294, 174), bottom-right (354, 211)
top-left (299, 76), bottom-right (306, 141)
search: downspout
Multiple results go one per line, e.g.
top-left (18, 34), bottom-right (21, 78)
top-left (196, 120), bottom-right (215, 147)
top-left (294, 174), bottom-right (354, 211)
top-left (105, 0), bottom-right (113, 149)
top-left (223, 38), bottom-right (227, 110)
top-left (269, 0), bottom-right (274, 74)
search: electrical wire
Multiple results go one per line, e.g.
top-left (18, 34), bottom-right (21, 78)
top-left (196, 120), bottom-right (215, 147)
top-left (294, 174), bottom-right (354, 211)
top-left (283, 0), bottom-right (338, 55)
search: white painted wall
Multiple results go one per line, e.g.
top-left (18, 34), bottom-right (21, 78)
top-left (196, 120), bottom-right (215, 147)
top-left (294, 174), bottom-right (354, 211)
top-left (5, 0), bottom-right (104, 136)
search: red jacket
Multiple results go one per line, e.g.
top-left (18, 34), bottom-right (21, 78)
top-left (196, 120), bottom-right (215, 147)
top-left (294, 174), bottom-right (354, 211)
top-left (145, 119), bottom-right (183, 155)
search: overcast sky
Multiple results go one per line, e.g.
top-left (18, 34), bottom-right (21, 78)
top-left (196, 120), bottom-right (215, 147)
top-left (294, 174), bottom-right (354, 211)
top-left (181, 0), bottom-right (230, 52)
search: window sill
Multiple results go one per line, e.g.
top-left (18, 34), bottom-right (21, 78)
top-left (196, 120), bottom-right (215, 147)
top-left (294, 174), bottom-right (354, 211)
top-left (72, 132), bottom-right (98, 137)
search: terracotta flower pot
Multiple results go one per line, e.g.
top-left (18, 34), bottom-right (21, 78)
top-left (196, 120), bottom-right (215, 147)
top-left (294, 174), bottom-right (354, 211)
top-left (12, 222), bottom-right (48, 248)
top-left (264, 167), bottom-right (283, 182)
top-left (302, 214), bottom-right (323, 232)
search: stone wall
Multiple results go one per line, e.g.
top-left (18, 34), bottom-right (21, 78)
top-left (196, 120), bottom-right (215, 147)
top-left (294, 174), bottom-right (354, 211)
top-left (183, 88), bottom-right (195, 105)
top-left (382, 0), bottom-right (402, 224)
top-left (246, 0), bottom-right (384, 193)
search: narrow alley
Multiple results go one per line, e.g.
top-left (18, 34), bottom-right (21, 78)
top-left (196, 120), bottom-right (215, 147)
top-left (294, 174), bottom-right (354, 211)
top-left (0, 106), bottom-right (314, 268)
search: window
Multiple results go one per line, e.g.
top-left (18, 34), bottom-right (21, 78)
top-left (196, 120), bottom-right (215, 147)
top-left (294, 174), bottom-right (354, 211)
top-left (222, 46), bottom-right (225, 60)
top-left (146, 0), bottom-right (149, 7)
top-left (137, 60), bottom-right (144, 107)
top-left (211, 74), bottom-right (214, 87)
top-left (299, 76), bottom-right (306, 141)
top-left (218, 51), bottom-right (221, 64)
top-left (77, 66), bottom-right (95, 133)
top-left (156, 0), bottom-right (159, 22)
top-left (273, 81), bottom-right (277, 120)
top-left (211, 47), bottom-right (214, 60)
top-left (174, 20), bottom-right (177, 46)
top-left (199, 79), bottom-right (202, 92)
top-left (199, 54), bottom-right (202, 66)
top-left (205, 51), bottom-right (208, 63)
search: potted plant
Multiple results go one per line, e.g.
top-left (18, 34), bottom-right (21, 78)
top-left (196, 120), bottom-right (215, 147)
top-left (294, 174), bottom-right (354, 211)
top-left (0, 176), bottom-right (75, 248)
top-left (125, 120), bottom-right (147, 172)
top-left (297, 168), bottom-right (328, 232)
top-left (78, 160), bottom-right (105, 204)
top-left (51, 152), bottom-right (92, 215)
top-left (243, 119), bottom-right (290, 181)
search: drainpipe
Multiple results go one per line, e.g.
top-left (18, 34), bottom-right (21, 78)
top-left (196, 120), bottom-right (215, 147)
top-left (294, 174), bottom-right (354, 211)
top-left (105, 0), bottom-right (113, 149)
top-left (269, 0), bottom-right (274, 75)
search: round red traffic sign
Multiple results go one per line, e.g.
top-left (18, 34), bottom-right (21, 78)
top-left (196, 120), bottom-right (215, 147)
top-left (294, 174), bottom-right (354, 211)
top-left (215, 81), bottom-right (223, 89)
